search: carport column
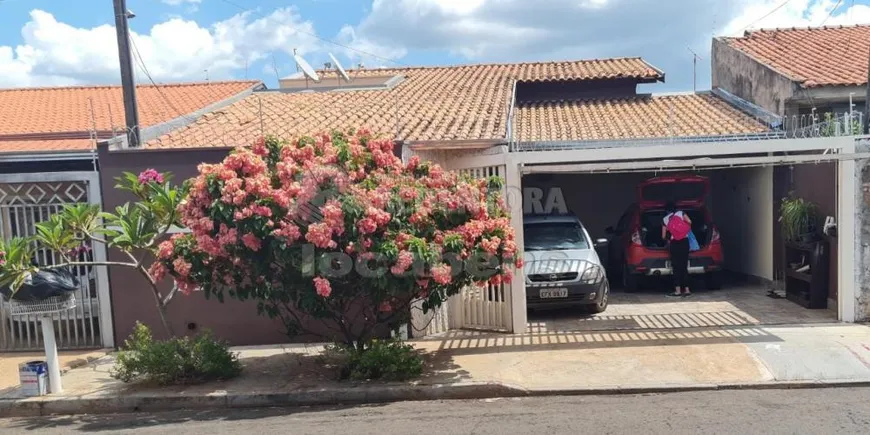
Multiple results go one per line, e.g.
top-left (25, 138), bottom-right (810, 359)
top-left (838, 138), bottom-right (858, 323)
top-left (504, 157), bottom-right (527, 334)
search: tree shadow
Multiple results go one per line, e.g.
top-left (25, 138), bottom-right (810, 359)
top-left (5, 404), bottom-right (394, 433)
top-left (4, 347), bottom-right (471, 431)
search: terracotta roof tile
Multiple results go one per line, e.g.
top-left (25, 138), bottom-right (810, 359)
top-left (0, 80), bottom-right (261, 154)
top-left (146, 58), bottom-right (666, 148)
top-left (513, 93), bottom-right (769, 142)
top-left (724, 24), bottom-right (870, 88)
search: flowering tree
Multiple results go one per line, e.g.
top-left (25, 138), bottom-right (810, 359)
top-left (157, 131), bottom-right (521, 350)
top-left (0, 170), bottom-right (184, 337)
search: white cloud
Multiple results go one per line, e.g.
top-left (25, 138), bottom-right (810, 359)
top-left (0, 8), bottom-right (321, 88)
top-left (343, 0), bottom-right (870, 90)
top-left (722, 0), bottom-right (870, 35)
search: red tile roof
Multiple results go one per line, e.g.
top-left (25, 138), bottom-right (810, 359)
top-left (514, 93), bottom-right (769, 142)
top-left (724, 24), bottom-right (870, 88)
top-left (0, 81), bottom-right (261, 154)
top-left (147, 58), bottom-right (671, 148)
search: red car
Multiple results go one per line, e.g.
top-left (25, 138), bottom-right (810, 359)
top-left (605, 174), bottom-right (723, 291)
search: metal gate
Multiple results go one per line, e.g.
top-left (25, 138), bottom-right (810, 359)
top-left (0, 172), bottom-right (112, 350)
top-left (450, 165), bottom-right (512, 332)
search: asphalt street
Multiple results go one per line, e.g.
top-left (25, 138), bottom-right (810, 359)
top-left (2, 387), bottom-right (870, 434)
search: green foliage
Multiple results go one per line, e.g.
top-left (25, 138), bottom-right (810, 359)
top-left (780, 194), bottom-right (818, 242)
top-left (327, 339), bottom-right (423, 381)
top-left (819, 112), bottom-right (863, 137)
top-left (111, 322), bottom-right (241, 385)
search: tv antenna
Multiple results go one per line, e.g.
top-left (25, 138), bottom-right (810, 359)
top-left (328, 52), bottom-right (352, 84)
top-left (293, 52), bottom-right (320, 87)
top-left (688, 47), bottom-right (704, 92)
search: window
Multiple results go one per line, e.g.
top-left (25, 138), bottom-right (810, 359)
top-left (524, 222), bottom-right (589, 251)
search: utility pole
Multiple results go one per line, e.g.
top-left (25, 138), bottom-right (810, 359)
top-left (113, 0), bottom-right (140, 147)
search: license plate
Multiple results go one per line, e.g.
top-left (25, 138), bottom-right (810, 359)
top-left (539, 288), bottom-right (568, 299)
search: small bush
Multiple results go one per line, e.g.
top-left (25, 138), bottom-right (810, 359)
top-left (111, 322), bottom-right (242, 385)
top-left (327, 339), bottom-right (424, 381)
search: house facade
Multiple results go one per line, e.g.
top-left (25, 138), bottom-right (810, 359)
top-left (712, 24), bottom-right (869, 119)
top-left (0, 80), bottom-right (264, 350)
top-left (96, 55), bottom-right (866, 346)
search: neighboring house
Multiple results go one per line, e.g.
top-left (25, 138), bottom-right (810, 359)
top-left (712, 24), bottom-right (869, 119)
top-left (712, 24), bottom-right (870, 309)
top-left (96, 56), bottom-right (870, 347)
top-left (0, 80), bottom-right (264, 351)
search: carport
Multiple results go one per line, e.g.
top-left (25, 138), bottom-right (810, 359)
top-left (441, 135), bottom-right (862, 334)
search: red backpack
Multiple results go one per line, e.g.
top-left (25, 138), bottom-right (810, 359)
top-left (666, 213), bottom-right (691, 240)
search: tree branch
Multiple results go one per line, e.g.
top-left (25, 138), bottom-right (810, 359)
top-left (42, 261), bottom-right (138, 269)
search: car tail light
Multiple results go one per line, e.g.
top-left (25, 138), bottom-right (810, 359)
top-left (711, 227), bottom-right (720, 243)
top-left (631, 230), bottom-right (642, 246)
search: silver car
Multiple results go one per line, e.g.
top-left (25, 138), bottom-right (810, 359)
top-left (523, 215), bottom-right (610, 313)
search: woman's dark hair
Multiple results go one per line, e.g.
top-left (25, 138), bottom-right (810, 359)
top-left (664, 201), bottom-right (677, 214)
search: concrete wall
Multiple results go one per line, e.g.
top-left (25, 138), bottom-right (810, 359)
top-left (710, 167), bottom-right (774, 280)
top-left (96, 145), bottom-right (300, 345)
top-left (856, 144), bottom-right (870, 321)
top-left (521, 172), bottom-right (651, 240)
top-left (711, 38), bottom-right (798, 116)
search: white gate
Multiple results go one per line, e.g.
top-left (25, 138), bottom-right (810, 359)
top-left (449, 165), bottom-right (512, 332)
top-left (0, 172), bottom-right (113, 350)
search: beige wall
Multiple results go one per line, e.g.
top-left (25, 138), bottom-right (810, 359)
top-left (710, 167), bottom-right (774, 280)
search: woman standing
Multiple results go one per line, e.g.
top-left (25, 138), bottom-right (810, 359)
top-left (662, 201), bottom-right (692, 297)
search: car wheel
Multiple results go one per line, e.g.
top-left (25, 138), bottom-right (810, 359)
top-left (705, 272), bottom-right (722, 290)
top-left (586, 281), bottom-right (609, 314)
top-left (622, 265), bottom-right (639, 292)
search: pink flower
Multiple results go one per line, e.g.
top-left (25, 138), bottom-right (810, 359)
top-left (149, 262), bottom-right (168, 281)
top-left (481, 237), bottom-right (501, 255)
top-left (313, 277), bottom-right (332, 298)
top-left (252, 137), bottom-right (268, 156)
top-left (357, 217), bottom-right (377, 235)
top-left (306, 223), bottom-right (337, 249)
top-left (378, 300), bottom-right (392, 312)
top-left (172, 257), bottom-right (192, 277)
top-left (156, 240), bottom-right (174, 259)
top-left (431, 264), bottom-right (452, 285)
top-left (241, 233), bottom-right (262, 251)
top-left (390, 250), bottom-right (414, 275)
top-left (138, 169), bottom-right (164, 185)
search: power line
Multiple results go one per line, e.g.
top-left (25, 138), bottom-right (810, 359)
top-left (128, 34), bottom-right (200, 126)
top-left (741, 0), bottom-right (795, 33)
top-left (819, 0), bottom-right (844, 27)
top-left (215, 0), bottom-right (406, 66)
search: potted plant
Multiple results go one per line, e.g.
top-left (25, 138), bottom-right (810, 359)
top-left (779, 194), bottom-right (819, 244)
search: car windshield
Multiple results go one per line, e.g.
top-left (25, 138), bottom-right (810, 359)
top-left (524, 222), bottom-right (589, 251)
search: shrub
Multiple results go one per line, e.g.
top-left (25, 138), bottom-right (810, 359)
top-left (111, 322), bottom-right (241, 385)
top-left (157, 130), bottom-right (521, 351)
top-left (327, 339), bottom-right (424, 381)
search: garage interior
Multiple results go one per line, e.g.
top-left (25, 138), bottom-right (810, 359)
top-left (522, 164), bottom-right (840, 332)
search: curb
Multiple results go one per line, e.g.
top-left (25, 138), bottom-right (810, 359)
top-left (2, 379), bottom-right (870, 418)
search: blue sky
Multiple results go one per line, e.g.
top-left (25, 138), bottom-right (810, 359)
top-left (1, 0), bottom-right (869, 90)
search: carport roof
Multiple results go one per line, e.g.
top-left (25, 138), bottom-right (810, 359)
top-left (142, 57), bottom-right (666, 149)
top-left (513, 93), bottom-right (770, 143)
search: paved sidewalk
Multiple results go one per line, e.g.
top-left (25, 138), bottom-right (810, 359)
top-left (0, 350), bottom-right (107, 393)
top-left (1, 323), bottom-right (869, 417)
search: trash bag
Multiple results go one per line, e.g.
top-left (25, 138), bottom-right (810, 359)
top-left (1, 267), bottom-right (79, 302)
